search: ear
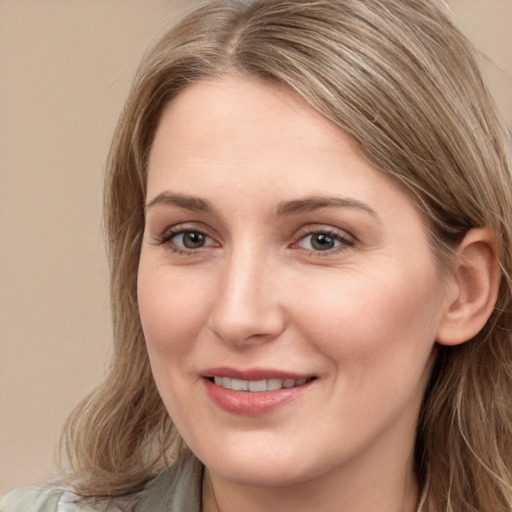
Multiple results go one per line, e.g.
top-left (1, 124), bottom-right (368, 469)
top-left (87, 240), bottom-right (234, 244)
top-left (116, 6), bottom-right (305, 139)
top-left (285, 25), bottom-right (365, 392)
top-left (436, 228), bottom-right (500, 346)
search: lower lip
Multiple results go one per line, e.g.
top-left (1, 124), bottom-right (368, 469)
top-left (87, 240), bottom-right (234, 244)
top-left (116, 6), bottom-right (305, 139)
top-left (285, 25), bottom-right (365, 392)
top-left (203, 378), bottom-right (313, 416)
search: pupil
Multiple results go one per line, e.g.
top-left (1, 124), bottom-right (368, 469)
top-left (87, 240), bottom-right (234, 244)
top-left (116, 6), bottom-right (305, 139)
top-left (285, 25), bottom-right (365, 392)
top-left (183, 232), bottom-right (205, 248)
top-left (311, 233), bottom-right (334, 251)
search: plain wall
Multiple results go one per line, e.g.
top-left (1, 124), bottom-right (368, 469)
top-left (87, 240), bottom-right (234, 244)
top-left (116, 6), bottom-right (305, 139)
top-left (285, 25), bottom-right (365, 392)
top-left (0, 0), bottom-right (200, 492)
top-left (1, 0), bottom-right (511, 494)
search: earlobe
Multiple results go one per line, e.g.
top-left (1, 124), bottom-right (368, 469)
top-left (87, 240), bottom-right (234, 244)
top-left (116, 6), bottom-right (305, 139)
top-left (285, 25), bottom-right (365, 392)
top-left (436, 228), bottom-right (500, 346)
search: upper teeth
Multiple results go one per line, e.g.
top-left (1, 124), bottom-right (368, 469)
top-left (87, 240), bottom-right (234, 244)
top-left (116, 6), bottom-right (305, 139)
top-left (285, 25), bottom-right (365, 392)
top-left (213, 376), bottom-right (308, 392)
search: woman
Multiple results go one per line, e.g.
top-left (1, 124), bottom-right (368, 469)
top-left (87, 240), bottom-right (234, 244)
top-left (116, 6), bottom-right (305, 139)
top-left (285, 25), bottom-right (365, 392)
top-left (3, 0), bottom-right (512, 511)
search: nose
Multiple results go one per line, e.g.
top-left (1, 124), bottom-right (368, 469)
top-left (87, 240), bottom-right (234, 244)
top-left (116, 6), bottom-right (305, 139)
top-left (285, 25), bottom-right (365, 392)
top-left (207, 249), bottom-right (286, 346)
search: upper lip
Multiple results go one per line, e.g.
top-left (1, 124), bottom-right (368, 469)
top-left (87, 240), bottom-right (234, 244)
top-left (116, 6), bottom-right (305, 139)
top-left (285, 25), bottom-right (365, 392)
top-left (202, 367), bottom-right (315, 381)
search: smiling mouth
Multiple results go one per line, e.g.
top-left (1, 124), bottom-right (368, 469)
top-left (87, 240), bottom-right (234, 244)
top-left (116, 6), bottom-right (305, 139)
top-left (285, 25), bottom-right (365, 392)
top-left (209, 376), bottom-right (316, 392)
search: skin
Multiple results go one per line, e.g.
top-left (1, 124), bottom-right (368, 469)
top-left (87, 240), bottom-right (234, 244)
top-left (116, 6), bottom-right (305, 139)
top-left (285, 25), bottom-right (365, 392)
top-left (138, 76), bottom-right (454, 512)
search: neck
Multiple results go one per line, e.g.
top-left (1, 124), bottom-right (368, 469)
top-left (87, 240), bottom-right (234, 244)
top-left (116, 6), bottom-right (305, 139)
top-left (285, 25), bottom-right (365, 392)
top-left (202, 454), bottom-right (419, 512)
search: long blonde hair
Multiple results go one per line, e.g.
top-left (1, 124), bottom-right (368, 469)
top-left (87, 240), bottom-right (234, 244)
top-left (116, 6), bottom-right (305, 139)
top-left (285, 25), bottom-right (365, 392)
top-left (61, 1), bottom-right (512, 509)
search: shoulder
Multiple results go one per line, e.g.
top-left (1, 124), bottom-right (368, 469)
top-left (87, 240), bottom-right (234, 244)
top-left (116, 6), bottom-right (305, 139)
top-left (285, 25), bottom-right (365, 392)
top-left (134, 450), bottom-right (203, 512)
top-left (2, 486), bottom-right (80, 512)
top-left (2, 486), bottom-right (61, 512)
top-left (1, 452), bottom-right (203, 512)
top-left (1, 486), bottom-right (128, 512)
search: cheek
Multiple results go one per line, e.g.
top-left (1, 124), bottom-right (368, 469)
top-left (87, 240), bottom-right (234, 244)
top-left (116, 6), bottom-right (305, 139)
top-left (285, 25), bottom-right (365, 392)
top-left (137, 260), bottom-right (215, 424)
top-left (291, 264), bottom-right (443, 376)
top-left (291, 266), bottom-right (442, 444)
top-left (137, 261), bottom-right (213, 360)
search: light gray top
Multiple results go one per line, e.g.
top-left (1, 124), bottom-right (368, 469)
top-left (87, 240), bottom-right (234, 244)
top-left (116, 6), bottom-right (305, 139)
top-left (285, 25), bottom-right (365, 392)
top-left (1, 451), bottom-right (203, 512)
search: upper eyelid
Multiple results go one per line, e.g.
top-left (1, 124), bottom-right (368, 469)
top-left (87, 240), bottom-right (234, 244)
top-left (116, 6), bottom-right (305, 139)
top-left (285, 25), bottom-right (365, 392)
top-left (159, 222), bottom-right (213, 237)
top-left (290, 226), bottom-right (357, 254)
top-left (299, 230), bottom-right (352, 243)
top-left (149, 221), bottom-right (356, 247)
top-left (150, 223), bottom-right (214, 246)
top-left (293, 224), bottom-right (355, 241)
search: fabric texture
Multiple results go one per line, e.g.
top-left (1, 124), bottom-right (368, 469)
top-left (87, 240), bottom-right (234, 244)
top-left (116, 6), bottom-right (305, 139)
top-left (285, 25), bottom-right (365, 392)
top-left (1, 451), bottom-right (203, 512)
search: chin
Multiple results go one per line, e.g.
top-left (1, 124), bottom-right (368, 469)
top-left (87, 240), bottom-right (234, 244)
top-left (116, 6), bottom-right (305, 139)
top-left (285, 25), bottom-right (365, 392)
top-left (210, 458), bottom-right (313, 488)
top-left (191, 434), bottom-right (325, 488)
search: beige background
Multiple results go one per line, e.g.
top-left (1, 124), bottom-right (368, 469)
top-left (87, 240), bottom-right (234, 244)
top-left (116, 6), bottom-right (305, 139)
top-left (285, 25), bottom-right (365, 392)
top-left (1, 0), bottom-right (511, 494)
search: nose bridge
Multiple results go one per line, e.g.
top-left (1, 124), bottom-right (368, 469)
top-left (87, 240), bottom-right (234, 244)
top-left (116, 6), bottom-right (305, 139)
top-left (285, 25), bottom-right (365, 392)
top-left (208, 241), bottom-right (284, 345)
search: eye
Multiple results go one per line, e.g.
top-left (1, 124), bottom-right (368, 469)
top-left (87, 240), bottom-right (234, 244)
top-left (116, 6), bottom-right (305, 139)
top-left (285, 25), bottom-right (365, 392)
top-left (153, 227), bottom-right (217, 252)
top-left (297, 230), bottom-right (353, 252)
top-left (172, 230), bottom-right (212, 249)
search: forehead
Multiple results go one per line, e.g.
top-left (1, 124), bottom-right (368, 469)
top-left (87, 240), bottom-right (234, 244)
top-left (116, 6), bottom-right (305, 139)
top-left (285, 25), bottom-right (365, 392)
top-left (147, 76), bottom-right (421, 225)
top-left (149, 77), bottom-right (374, 186)
top-left (152, 77), bottom-right (364, 156)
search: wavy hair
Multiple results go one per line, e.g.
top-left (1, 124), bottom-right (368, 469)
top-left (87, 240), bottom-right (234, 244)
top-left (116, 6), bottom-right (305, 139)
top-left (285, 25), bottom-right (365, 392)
top-left (60, 1), bottom-right (512, 510)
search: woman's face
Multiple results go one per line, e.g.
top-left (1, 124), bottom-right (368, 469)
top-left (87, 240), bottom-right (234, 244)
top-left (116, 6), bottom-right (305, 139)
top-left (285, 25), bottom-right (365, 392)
top-left (138, 77), bottom-right (449, 491)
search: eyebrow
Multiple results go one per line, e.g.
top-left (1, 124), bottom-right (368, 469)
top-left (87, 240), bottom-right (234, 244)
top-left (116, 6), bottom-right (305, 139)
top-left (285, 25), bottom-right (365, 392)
top-left (146, 192), bottom-right (217, 214)
top-left (276, 196), bottom-right (379, 218)
top-left (145, 191), bottom-right (379, 220)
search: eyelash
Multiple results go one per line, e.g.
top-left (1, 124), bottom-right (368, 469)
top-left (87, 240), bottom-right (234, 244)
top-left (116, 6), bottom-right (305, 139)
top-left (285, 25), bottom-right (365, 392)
top-left (293, 228), bottom-right (354, 255)
top-left (152, 226), bottom-right (355, 256)
top-left (152, 226), bottom-right (214, 255)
